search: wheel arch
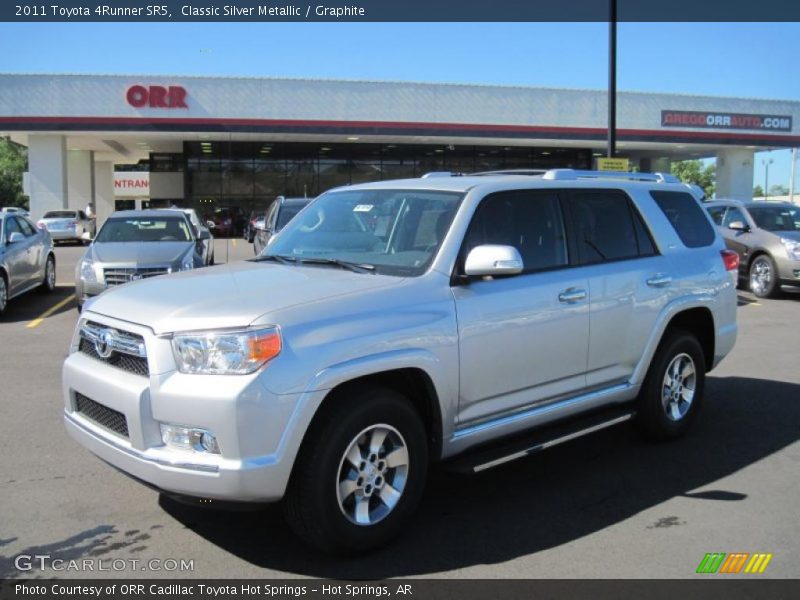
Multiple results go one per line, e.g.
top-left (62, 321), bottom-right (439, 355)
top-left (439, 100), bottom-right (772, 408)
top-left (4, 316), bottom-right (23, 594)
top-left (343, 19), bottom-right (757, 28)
top-left (663, 307), bottom-right (715, 372)
top-left (300, 367), bottom-right (444, 463)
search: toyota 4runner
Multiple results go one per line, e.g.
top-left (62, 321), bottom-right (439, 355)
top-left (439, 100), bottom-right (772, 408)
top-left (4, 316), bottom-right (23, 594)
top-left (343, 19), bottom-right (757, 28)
top-left (62, 169), bottom-right (738, 553)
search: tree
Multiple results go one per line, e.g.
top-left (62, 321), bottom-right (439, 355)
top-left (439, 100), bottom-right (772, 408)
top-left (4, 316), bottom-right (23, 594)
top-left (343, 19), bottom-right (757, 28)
top-left (768, 184), bottom-right (788, 197)
top-left (670, 159), bottom-right (716, 199)
top-left (0, 138), bottom-right (28, 209)
top-left (753, 185), bottom-right (765, 198)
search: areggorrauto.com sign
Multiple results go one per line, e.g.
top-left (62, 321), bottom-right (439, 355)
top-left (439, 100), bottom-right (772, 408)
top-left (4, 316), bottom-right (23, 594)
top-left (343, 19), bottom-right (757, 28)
top-left (662, 110), bottom-right (792, 132)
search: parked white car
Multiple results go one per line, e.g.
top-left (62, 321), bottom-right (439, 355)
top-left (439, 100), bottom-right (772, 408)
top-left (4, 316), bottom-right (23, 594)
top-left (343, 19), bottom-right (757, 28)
top-left (37, 209), bottom-right (95, 244)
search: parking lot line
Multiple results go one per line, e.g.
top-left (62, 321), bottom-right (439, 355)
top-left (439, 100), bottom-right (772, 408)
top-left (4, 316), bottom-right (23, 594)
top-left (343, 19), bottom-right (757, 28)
top-left (26, 295), bottom-right (74, 329)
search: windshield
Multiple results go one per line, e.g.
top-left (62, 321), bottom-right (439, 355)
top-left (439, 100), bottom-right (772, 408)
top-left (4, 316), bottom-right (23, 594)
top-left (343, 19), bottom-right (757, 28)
top-left (43, 211), bottom-right (77, 219)
top-left (262, 189), bottom-right (463, 276)
top-left (749, 206), bottom-right (800, 232)
top-left (96, 217), bottom-right (192, 243)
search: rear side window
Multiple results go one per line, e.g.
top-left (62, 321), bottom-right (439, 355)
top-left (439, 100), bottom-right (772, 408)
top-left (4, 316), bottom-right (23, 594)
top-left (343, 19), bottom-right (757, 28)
top-left (706, 206), bottom-right (727, 226)
top-left (651, 191), bottom-right (715, 248)
top-left (17, 217), bottom-right (36, 237)
top-left (567, 191), bottom-right (654, 263)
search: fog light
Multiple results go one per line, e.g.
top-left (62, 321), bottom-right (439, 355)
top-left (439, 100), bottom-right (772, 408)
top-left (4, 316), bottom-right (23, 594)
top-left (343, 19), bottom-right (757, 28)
top-left (794, 270), bottom-right (800, 279)
top-left (160, 424), bottom-right (220, 454)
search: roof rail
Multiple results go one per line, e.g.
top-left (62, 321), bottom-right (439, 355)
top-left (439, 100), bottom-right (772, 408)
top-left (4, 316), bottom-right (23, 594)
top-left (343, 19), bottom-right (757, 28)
top-left (542, 169), bottom-right (679, 183)
top-left (421, 171), bottom-right (463, 178)
top-left (471, 169), bottom-right (548, 177)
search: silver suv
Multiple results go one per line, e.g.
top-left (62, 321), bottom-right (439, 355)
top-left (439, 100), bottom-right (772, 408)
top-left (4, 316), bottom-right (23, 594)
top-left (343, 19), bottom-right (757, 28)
top-left (62, 170), bottom-right (738, 553)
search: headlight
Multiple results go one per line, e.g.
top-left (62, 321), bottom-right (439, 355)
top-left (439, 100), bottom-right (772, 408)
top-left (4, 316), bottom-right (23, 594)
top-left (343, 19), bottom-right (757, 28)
top-left (781, 238), bottom-right (800, 261)
top-left (180, 253), bottom-right (194, 271)
top-left (171, 326), bottom-right (281, 375)
top-left (79, 258), bottom-right (96, 283)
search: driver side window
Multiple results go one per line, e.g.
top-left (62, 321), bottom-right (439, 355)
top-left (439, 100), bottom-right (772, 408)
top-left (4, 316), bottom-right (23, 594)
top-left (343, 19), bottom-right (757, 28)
top-left (463, 190), bottom-right (568, 274)
top-left (722, 207), bottom-right (746, 228)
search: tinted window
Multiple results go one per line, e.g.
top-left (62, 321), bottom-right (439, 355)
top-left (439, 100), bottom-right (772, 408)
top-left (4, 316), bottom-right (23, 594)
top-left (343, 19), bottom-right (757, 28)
top-left (706, 206), bottom-right (727, 226)
top-left (721, 207), bottom-right (746, 229)
top-left (568, 192), bottom-right (641, 263)
top-left (43, 211), bottom-right (76, 219)
top-left (464, 190), bottom-right (568, 273)
top-left (4, 217), bottom-right (22, 240)
top-left (650, 191), bottom-right (715, 248)
top-left (17, 217), bottom-right (36, 237)
top-left (276, 205), bottom-right (304, 231)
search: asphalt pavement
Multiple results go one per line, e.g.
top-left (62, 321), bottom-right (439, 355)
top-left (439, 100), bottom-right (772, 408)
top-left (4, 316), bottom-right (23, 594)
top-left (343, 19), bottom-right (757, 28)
top-left (0, 239), bottom-right (798, 579)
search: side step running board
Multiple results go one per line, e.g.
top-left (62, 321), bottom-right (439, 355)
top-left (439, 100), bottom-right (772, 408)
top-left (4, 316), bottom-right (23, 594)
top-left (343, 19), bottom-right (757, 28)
top-left (447, 407), bottom-right (636, 474)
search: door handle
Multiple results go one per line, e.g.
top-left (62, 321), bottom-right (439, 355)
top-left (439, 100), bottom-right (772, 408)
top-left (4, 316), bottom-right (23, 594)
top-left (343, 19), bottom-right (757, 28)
top-left (646, 274), bottom-right (672, 288)
top-left (558, 288), bottom-right (587, 303)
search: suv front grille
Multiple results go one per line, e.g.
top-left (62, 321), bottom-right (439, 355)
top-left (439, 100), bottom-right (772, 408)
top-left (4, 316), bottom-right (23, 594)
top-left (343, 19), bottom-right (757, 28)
top-left (103, 267), bottom-right (169, 287)
top-left (78, 321), bottom-right (149, 377)
top-left (75, 393), bottom-right (129, 438)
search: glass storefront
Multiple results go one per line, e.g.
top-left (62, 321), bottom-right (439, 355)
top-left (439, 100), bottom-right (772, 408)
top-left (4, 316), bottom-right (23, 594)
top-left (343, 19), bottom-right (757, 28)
top-left (167, 141), bottom-right (591, 232)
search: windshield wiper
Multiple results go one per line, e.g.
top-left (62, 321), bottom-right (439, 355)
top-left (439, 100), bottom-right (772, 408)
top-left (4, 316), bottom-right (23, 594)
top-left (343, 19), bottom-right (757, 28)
top-left (250, 254), bottom-right (298, 265)
top-left (297, 257), bottom-right (376, 274)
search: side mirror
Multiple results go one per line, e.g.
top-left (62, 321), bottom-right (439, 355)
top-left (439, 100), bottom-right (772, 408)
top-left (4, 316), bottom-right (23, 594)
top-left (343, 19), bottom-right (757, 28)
top-left (728, 221), bottom-right (749, 232)
top-left (198, 229), bottom-right (211, 240)
top-left (7, 232), bottom-right (24, 244)
top-left (464, 245), bottom-right (523, 277)
top-left (206, 221), bottom-right (216, 229)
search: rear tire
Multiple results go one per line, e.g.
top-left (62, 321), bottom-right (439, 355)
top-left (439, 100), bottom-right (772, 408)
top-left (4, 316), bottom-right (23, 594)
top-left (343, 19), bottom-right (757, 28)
top-left (0, 273), bottom-right (8, 315)
top-left (749, 254), bottom-right (780, 298)
top-left (637, 329), bottom-right (706, 441)
top-left (38, 254), bottom-right (56, 293)
top-left (284, 386), bottom-right (428, 554)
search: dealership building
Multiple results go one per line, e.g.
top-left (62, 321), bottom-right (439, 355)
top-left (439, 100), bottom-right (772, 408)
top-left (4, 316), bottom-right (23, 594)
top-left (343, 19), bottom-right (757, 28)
top-left (1, 73), bottom-right (799, 226)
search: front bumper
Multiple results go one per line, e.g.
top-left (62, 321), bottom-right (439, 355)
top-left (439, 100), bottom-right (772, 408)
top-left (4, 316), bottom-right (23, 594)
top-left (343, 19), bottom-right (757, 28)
top-left (62, 321), bottom-right (308, 502)
top-left (774, 254), bottom-right (800, 285)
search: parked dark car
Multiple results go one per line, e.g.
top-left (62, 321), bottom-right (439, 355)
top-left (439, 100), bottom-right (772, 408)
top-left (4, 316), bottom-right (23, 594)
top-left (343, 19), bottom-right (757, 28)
top-left (253, 196), bottom-right (312, 255)
top-left (208, 207), bottom-right (246, 238)
top-left (244, 210), bottom-right (266, 243)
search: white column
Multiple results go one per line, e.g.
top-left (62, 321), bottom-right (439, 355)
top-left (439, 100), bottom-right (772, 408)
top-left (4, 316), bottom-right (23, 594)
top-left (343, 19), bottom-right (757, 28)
top-left (716, 149), bottom-right (754, 201)
top-left (149, 172), bottom-right (184, 202)
top-left (28, 135), bottom-right (67, 221)
top-left (94, 161), bottom-right (114, 228)
top-left (67, 150), bottom-right (95, 212)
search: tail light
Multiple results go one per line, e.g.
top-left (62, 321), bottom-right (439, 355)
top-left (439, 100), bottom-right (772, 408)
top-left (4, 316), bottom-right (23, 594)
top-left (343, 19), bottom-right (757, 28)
top-left (721, 250), bottom-right (740, 272)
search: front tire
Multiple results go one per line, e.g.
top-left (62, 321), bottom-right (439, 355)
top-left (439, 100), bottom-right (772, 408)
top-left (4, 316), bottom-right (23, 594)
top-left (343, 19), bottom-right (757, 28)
top-left (637, 329), bottom-right (706, 440)
top-left (284, 386), bottom-right (428, 554)
top-left (749, 254), bottom-right (779, 298)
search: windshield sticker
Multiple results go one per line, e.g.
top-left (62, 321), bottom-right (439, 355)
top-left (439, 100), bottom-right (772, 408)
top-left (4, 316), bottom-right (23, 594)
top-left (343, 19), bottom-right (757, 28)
top-left (353, 204), bottom-right (373, 212)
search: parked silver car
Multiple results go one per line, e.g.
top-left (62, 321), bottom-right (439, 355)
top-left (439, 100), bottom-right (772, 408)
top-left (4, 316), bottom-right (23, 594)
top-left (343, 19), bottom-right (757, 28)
top-left (253, 196), bottom-right (312, 255)
top-left (173, 208), bottom-right (215, 266)
top-left (705, 200), bottom-right (800, 298)
top-left (63, 170), bottom-right (737, 553)
top-left (0, 212), bottom-right (56, 315)
top-left (74, 210), bottom-right (210, 310)
top-left (37, 209), bottom-right (95, 244)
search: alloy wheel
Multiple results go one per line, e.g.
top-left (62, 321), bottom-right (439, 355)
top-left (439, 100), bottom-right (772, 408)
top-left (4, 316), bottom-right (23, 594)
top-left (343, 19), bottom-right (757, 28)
top-left (661, 353), bottom-right (696, 422)
top-left (336, 424), bottom-right (409, 526)
top-left (46, 258), bottom-right (56, 289)
top-left (0, 277), bottom-right (7, 312)
top-left (750, 257), bottom-right (772, 296)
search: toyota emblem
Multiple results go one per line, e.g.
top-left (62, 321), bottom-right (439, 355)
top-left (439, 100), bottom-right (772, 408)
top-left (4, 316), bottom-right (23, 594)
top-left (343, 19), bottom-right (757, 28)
top-left (95, 330), bottom-right (114, 358)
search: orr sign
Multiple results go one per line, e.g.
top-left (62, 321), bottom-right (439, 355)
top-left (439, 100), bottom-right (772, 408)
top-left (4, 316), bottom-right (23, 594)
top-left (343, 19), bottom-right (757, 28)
top-left (662, 110), bottom-right (792, 132)
top-left (126, 85), bottom-right (188, 109)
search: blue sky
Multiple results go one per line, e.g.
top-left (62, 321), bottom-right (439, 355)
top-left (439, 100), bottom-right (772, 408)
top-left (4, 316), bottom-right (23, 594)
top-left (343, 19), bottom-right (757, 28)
top-left (1, 22), bottom-right (798, 190)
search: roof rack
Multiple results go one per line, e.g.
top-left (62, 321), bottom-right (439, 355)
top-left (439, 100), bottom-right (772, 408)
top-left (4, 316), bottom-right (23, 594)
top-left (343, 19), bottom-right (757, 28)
top-left (421, 171), bottom-right (464, 178)
top-left (471, 169), bottom-right (548, 177)
top-left (542, 169), bottom-right (679, 183)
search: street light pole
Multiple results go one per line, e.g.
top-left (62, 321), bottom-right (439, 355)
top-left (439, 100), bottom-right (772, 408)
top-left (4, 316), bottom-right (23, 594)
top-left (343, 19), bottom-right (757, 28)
top-left (763, 157), bottom-right (774, 201)
top-left (607, 0), bottom-right (617, 159)
top-left (790, 148), bottom-right (797, 204)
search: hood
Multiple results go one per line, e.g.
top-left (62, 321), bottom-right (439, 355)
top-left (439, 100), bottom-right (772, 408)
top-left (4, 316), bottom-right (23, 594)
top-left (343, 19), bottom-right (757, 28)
top-left (91, 241), bottom-right (194, 265)
top-left (775, 230), bottom-right (800, 242)
top-left (86, 260), bottom-right (404, 334)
